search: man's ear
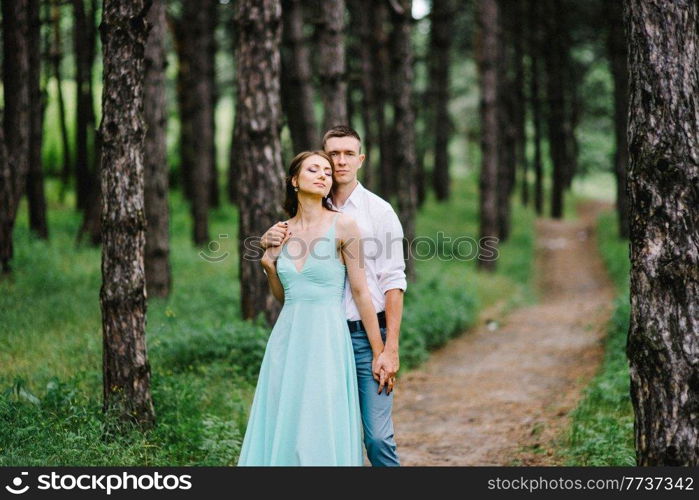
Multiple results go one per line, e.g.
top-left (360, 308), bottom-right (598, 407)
top-left (358, 153), bottom-right (366, 168)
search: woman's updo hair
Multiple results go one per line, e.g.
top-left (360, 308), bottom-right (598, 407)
top-left (283, 150), bottom-right (337, 217)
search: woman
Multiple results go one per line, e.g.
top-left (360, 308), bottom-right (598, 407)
top-left (237, 151), bottom-right (384, 466)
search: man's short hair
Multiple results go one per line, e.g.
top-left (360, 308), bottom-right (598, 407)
top-left (322, 125), bottom-right (362, 151)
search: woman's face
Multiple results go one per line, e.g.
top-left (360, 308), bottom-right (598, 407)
top-left (293, 155), bottom-right (333, 197)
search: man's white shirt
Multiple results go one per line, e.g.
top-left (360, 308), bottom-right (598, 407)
top-left (329, 181), bottom-right (407, 321)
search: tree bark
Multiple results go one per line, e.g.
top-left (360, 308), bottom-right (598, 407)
top-left (207, 0), bottom-right (220, 210)
top-left (72, 0), bottom-right (96, 213)
top-left (174, 0), bottom-right (213, 246)
top-left (318, 0), bottom-right (347, 130)
top-left (26, 0), bottom-right (48, 239)
top-left (625, 0), bottom-right (699, 466)
top-left (0, 116), bottom-right (13, 275)
top-left (50, 0), bottom-right (72, 201)
top-left (527, 0), bottom-right (543, 215)
top-left (373, 2), bottom-right (395, 200)
top-left (144, 0), bottom-right (171, 298)
top-left (390, 0), bottom-right (417, 281)
top-left (476, 0), bottom-right (500, 272)
top-left (513, 0), bottom-right (527, 208)
top-left (228, 111), bottom-right (241, 205)
top-left (281, 0), bottom-right (318, 151)
top-left (608, 0), bottom-right (630, 239)
top-left (234, 0), bottom-right (286, 325)
top-left (542, 0), bottom-right (566, 218)
top-left (429, 0), bottom-right (454, 201)
top-left (564, 58), bottom-right (581, 191)
top-left (1, 0), bottom-right (31, 274)
top-left (75, 0), bottom-right (101, 245)
top-left (496, 0), bottom-right (516, 242)
top-left (172, 16), bottom-right (191, 199)
top-left (347, 0), bottom-right (376, 191)
top-left (99, 0), bottom-right (155, 429)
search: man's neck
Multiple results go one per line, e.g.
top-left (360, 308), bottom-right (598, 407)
top-left (332, 179), bottom-right (359, 209)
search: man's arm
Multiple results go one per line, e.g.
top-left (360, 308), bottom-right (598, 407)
top-left (380, 288), bottom-right (403, 388)
top-left (375, 207), bottom-right (407, 394)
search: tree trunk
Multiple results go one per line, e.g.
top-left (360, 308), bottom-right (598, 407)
top-left (390, 0), bottom-right (417, 281)
top-left (476, 0), bottom-right (500, 272)
top-left (564, 58), bottom-right (581, 191)
top-left (99, 0), bottom-right (155, 429)
top-left (496, 0), bottom-right (516, 242)
top-left (1, 0), bottom-right (31, 274)
top-left (0, 116), bottom-right (13, 275)
top-left (76, 158), bottom-right (102, 245)
top-left (144, 0), bottom-right (171, 299)
top-left (228, 111), bottom-right (241, 205)
top-left (175, 0), bottom-right (213, 246)
top-left (345, 45), bottom-right (357, 129)
top-left (72, 0), bottom-right (96, 213)
top-left (542, 0), bottom-right (566, 218)
top-left (26, 0), bottom-right (48, 239)
top-left (558, 3), bottom-right (577, 191)
top-left (234, 0), bottom-right (286, 325)
top-left (318, 0), bottom-right (347, 130)
top-left (172, 18), bottom-right (191, 200)
top-left (347, 0), bottom-right (376, 191)
top-left (50, 0), bottom-right (72, 201)
top-left (373, 2), bottom-right (395, 200)
top-left (527, 0), bottom-right (543, 215)
top-left (75, 0), bottom-right (101, 245)
top-left (625, 0), bottom-right (699, 466)
top-left (226, 13), bottom-right (239, 205)
top-left (281, 0), bottom-right (318, 151)
top-left (429, 0), bottom-right (454, 201)
top-left (608, 0), bottom-right (630, 239)
top-left (207, 0), bottom-right (220, 210)
top-left (514, 0), bottom-right (527, 208)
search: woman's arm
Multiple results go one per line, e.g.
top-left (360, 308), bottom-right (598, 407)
top-left (260, 229), bottom-right (290, 303)
top-left (261, 254), bottom-right (285, 303)
top-left (338, 215), bottom-right (383, 379)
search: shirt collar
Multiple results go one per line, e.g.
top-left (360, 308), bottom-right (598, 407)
top-left (331, 181), bottom-right (364, 210)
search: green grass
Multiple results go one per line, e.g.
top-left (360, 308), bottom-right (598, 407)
top-left (561, 210), bottom-right (635, 466)
top-left (0, 172), bottom-right (536, 465)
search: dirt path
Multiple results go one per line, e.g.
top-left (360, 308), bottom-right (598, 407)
top-left (393, 199), bottom-right (616, 465)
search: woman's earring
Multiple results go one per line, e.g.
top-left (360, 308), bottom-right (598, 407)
top-left (293, 186), bottom-right (299, 192)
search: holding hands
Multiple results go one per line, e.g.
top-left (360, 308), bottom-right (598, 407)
top-left (373, 349), bottom-right (398, 396)
top-left (261, 221), bottom-right (290, 249)
top-left (260, 221), bottom-right (291, 270)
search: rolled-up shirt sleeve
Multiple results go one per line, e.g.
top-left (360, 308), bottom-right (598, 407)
top-left (377, 207), bottom-right (407, 294)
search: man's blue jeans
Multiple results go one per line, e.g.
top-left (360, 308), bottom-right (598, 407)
top-left (350, 326), bottom-right (400, 466)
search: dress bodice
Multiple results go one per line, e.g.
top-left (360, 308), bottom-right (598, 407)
top-left (276, 214), bottom-right (345, 304)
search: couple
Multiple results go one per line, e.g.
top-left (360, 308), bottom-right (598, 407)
top-left (237, 126), bottom-right (406, 466)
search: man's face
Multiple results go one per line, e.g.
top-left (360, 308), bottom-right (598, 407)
top-left (324, 136), bottom-right (365, 186)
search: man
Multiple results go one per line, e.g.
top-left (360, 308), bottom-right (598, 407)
top-left (261, 125), bottom-right (406, 466)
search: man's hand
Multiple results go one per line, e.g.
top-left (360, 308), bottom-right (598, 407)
top-left (261, 230), bottom-right (291, 267)
top-left (371, 356), bottom-right (381, 383)
top-left (261, 221), bottom-right (289, 249)
top-left (375, 349), bottom-right (399, 395)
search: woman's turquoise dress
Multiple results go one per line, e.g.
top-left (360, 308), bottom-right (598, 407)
top-left (237, 213), bottom-right (363, 466)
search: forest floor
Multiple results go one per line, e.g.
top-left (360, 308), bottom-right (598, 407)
top-left (392, 199), bottom-right (616, 465)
